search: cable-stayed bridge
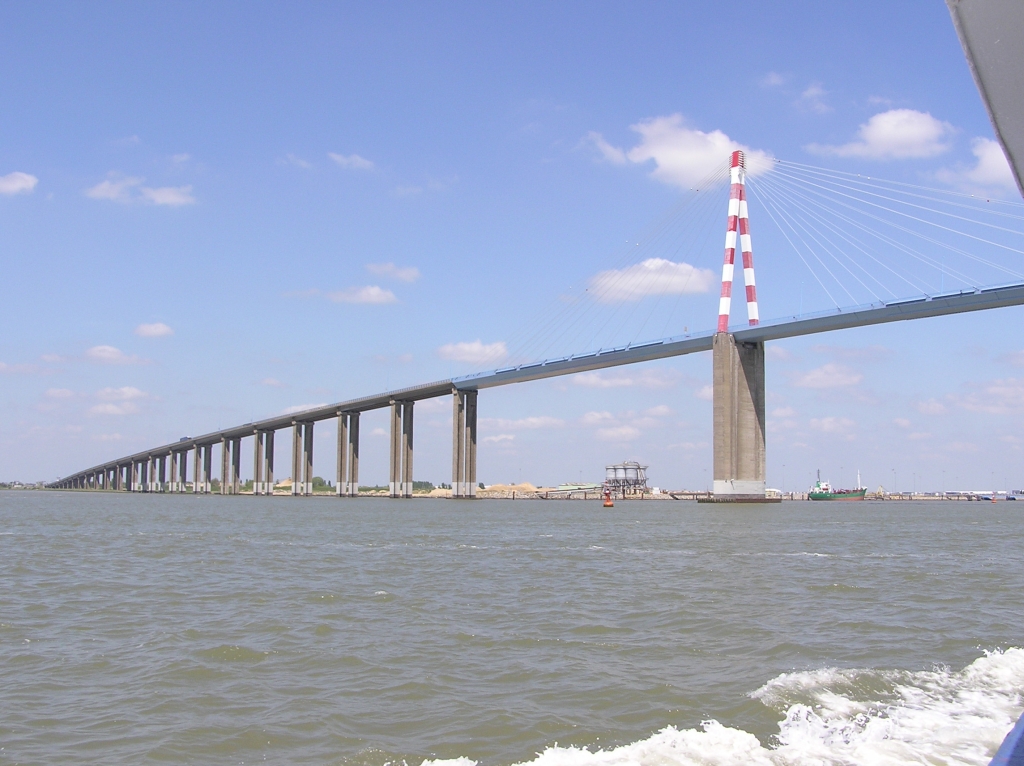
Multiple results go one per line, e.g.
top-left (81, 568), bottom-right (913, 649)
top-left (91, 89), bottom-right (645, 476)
top-left (50, 154), bottom-right (1024, 500)
top-left (50, 1), bottom-right (1024, 500)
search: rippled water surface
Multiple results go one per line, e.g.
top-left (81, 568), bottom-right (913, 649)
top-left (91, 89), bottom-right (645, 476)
top-left (2, 493), bottom-right (1023, 765)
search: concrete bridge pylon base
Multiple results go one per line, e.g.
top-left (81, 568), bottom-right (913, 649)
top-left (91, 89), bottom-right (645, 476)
top-left (712, 332), bottom-right (770, 502)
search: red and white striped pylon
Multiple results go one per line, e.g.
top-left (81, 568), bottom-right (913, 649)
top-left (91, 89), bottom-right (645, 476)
top-left (717, 150), bottom-right (760, 332)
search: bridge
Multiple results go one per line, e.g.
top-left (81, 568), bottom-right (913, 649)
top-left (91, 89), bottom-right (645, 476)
top-left (50, 2), bottom-right (1024, 500)
top-left (45, 275), bottom-right (1024, 499)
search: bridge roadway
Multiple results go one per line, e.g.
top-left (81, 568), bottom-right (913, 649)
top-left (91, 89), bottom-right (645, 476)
top-left (49, 281), bottom-right (1024, 497)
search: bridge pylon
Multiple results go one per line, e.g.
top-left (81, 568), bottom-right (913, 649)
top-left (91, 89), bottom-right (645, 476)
top-left (705, 151), bottom-right (776, 503)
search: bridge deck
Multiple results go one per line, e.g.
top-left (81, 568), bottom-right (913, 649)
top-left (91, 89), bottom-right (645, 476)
top-left (54, 282), bottom-right (1024, 482)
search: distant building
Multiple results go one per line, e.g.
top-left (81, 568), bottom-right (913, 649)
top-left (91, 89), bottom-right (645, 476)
top-left (604, 461), bottom-right (649, 496)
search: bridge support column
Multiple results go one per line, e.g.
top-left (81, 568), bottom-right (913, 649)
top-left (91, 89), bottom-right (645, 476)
top-left (253, 431), bottom-right (265, 494)
top-left (389, 401), bottom-right (413, 498)
top-left (204, 445), bottom-right (213, 493)
top-left (451, 389), bottom-right (477, 498)
top-left (221, 437), bottom-right (230, 495)
top-left (291, 422), bottom-right (313, 496)
top-left (336, 412), bottom-right (359, 496)
top-left (712, 332), bottom-right (767, 501)
top-left (231, 438), bottom-right (241, 494)
top-left (169, 452), bottom-right (178, 492)
top-left (264, 430), bottom-right (275, 493)
top-left (336, 412), bottom-right (361, 496)
top-left (303, 424), bottom-right (313, 495)
top-left (147, 456), bottom-right (155, 492)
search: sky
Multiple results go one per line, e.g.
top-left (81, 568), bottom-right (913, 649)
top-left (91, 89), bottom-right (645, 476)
top-left (2, 1), bottom-right (1023, 492)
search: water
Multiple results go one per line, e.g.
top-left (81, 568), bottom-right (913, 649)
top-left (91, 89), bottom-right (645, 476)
top-left (1, 493), bottom-right (1022, 765)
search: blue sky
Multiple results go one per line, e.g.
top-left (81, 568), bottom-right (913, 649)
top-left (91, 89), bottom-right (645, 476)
top-left (3, 1), bottom-right (1023, 491)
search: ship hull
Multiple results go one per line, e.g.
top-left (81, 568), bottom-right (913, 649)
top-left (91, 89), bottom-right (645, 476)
top-left (809, 489), bottom-right (867, 501)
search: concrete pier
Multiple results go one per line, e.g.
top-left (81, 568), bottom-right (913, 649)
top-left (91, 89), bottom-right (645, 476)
top-left (389, 401), bottom-right (413, 498)
top-left (193, 444), bottom-right (212, 494)
top-left (221, 438), bottom-right (230, 495)
top-left (336, 412), bottom-right (360, 496)
top-left (264, 430), bottom-right (275, 493)
top-left (230, 438), bottom-right (241, 494)
top-left (451, 389), bottom-right (478, 498)
top-left (291, 421), bottom-right (313, 496)
top-left (219, 437), bottom-right (241, 495)
top-left (254, 430), bottom-right (273, 495)
top-left (711, 332), bottom-right (768, 501)
top-left (169, 451), bottom-right (179, 493)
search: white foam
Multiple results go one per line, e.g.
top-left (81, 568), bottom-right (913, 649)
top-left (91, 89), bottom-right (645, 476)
top-left (419, 649), bottom-right (1024, 766)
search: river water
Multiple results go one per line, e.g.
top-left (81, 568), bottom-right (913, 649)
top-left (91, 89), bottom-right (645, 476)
top-left (1, 493), bottom-right (1022, 765)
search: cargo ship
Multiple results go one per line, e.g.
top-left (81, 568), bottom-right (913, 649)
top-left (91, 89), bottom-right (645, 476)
top-left (809, 469), bottom-right (866, 501)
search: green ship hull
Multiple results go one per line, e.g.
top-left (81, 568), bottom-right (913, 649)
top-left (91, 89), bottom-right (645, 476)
top-left (809, 488), bottom-right (867, 501)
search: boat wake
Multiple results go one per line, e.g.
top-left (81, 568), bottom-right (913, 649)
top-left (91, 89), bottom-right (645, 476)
top-left (424, 648), bottom-right (1024, 766)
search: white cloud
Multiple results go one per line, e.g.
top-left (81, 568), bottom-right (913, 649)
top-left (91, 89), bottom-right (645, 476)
top-left (482, 434), bottom-right (515, 444)
top-left (283, 153), bottom-right (312, 169)
top-left (766, 346), bottom-right (794, 361)
top-left (585, 131), bottom-right (627, 164)
top-left (807, 109), bottom-right (954, 160)
top-left (589, 114), bottom-right (774, 188)
top-left (86, 174), bottom-right (196, 206)
top-left (908, 432), bottom-right (932, 440)
top-left (140, 185), bottom-right (195, 206)
top-left (799, 83), bottom-right (831, 114)
top-left (90, 403), bottom-right (139, 416)
top-left (794, 364), bottom-right (863, 388)
top-left (809, 416), bottom-right (856, 435)
top-left (589, 258), bottom-right (716, 302)
top-left (894, 417), bottom-right (911, 428)
top-left (916, 398), bottom-right (948, 415)
top-left (93, 433), bottom-right (123, 442)
top-left (85, 345), bottom-right (145, 365)
top-left (694, 385), bottom-right (714, 401)
top-left (172, 153), bottom-right (191, 163)
top-left (438, 340), bottom-right (508, 364)
top-left (0, 171), bottom-right (38, 195)
top-left (86, 174), bottom-right (143, 202)
top-left (0, 361), bottom-right (38, 374)
top-left (772, 406), bottom-right (797, 418)
top-left (46, 388), bottom-right (75, 399)
top-left (597, 425), bottom-right (641, 442)
top-left (573, 369), bottom-right (679, 389)
top-left (581, 411), bottom-right (615, 426)
top-left (367, 262), bottom-right (421, 283)
top-left (370, 427), bottom-right (388, 437)
top-left (957, 378), bottom-right (1024, 415)
top-left (261, 378), bottom-right (285, 388)
top-left (89, 386), bottom-right (148, 416)
top-left (481, 416), bottom-right (563, 430)
top-left (946, 441), bottom-right (979, 453)
top-left (134, 322), bottom-right (173, 337)
top-left (329, 286), bottom-right (397, 304)
top-left (96, 386), bottom-right (147, 402)
top-left (760, 72), bottom-right (785, 87)
top-left (280, 403), bottom-right (327, 415)
top-left (329, 152), bottom-right (374, 170)
top-left (935, 137), bottom-right (1018, 194)
top-left (645, 405), bottom-right (672, 417)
